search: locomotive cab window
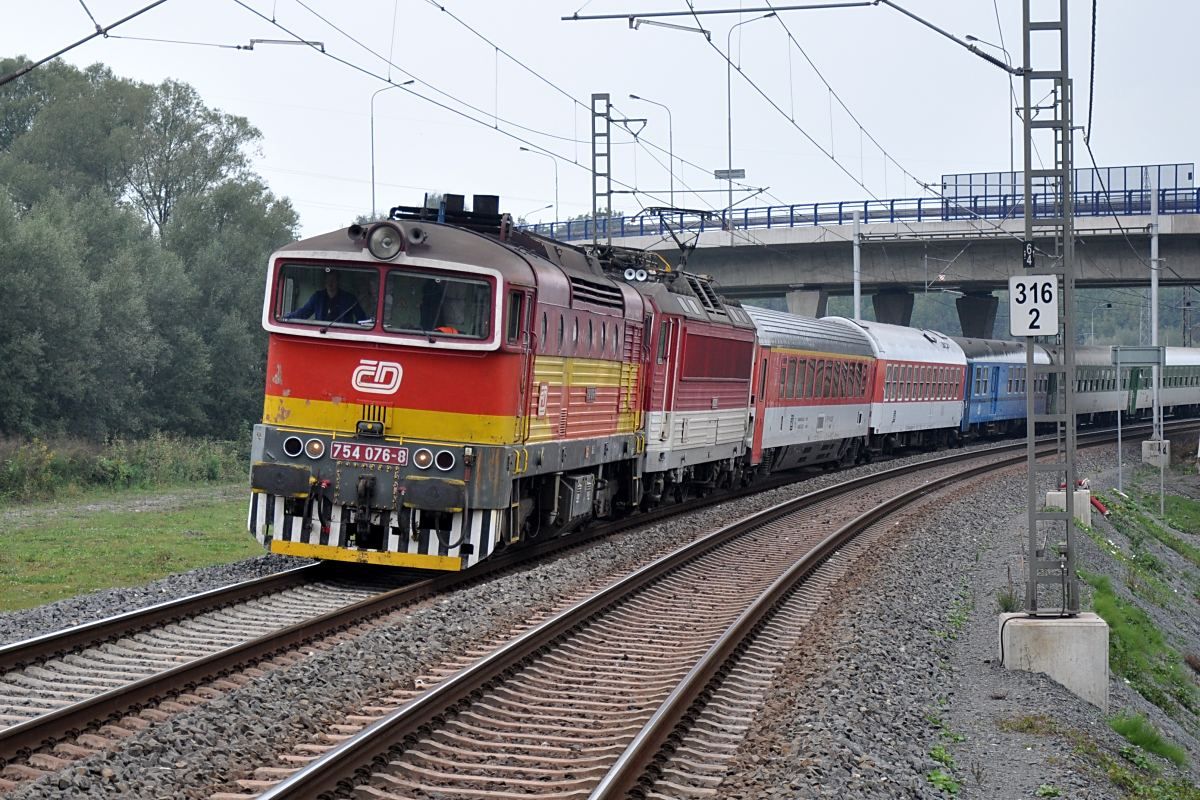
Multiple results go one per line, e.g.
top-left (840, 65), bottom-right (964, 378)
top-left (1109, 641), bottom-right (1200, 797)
top-left (381, 270), bottom-right (492, 338)
top-left (505, 291), bottom-right (524, 344)
top-left (275, 264), bottom-right (379, 328)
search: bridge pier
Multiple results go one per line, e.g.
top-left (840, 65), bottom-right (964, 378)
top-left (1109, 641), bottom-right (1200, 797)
top-left (784, 289), bottom-right (828, 318)
top-left (872, 289), bottom-right (914, 327)
top-left (956, 292), bottom-right (998, 339)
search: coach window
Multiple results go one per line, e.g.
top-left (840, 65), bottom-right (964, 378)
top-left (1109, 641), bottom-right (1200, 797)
top-left (779, 361), bottom-right (787, 398)
top-left (557, 313), bottom-right (565, 353)
top-left (539, 311), bottom-right (547, 352)
top-left (572, 317), bottom-right (579, 351)
top-left (613, 325), bottom-right (621, 355)
top-left (599, 321), bottom-right (606, 353)
top-left (587, 319), bottom-right (594, 354)
top-left (657, 321), bottom-right (670, 363)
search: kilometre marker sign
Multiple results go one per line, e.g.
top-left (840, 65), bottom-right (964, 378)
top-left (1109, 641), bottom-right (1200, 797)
top-left (1009, 275), bottom-right (1058, 337)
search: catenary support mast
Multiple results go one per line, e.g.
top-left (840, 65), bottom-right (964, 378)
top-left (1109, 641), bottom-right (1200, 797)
top-left (1023, 0), bottom-right (1079, 614)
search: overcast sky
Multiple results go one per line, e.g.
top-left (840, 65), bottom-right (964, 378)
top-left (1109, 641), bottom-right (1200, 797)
top-left (2, 1), bottom-right (1195, 238)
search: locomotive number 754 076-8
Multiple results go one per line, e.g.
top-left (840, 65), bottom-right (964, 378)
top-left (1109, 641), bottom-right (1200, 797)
top-left (330, 442), bottom-right (409, 466)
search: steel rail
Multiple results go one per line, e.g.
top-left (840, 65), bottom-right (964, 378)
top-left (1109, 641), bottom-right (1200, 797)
top-left (253, 433), bottom-right (1118, 800)
top-left (596, 418), bottom-right (1200, 797)
top-left (588, 451), bottom-right (1020, 798)
top-left (0, 563), bottom-right (326, 674)
top-left (0, 466), bottom-right (850, 766)
top-left (0, 419), bottom-right (1187, 771)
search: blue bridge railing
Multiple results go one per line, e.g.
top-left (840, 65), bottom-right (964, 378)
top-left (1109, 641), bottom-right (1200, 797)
top-left (519, 188), bottom-right (1200, 243)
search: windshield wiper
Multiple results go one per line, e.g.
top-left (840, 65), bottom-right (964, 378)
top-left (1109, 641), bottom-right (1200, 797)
top-left (319, 304), bottom-right (358, 334)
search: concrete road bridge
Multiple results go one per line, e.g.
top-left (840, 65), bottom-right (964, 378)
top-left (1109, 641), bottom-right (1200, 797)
top-left (522, 170), bottom-right (1200, 339)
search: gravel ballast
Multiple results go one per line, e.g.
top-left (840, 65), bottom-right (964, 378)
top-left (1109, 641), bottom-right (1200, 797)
top-left (5, 439), bottom-right (1199, 799)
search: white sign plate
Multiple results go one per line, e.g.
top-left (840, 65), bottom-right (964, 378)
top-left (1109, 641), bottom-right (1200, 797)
top-left (1008, 275), bottom-right (1058, 337)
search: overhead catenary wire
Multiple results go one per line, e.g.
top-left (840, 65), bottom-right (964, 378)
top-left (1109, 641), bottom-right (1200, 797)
top-left (1081, 136), bottom-right (1189, 284)
top-left (0, 0), bottom-right (172, 88)
top-left (229, 1), bottom-right (690, 217)
top-left (421, 0), bottom-right (771, 207)
top-left (76, 0), bottom-right (101, 31)
top-left (689, 2), bottom-right (1026, 249)
top-left (1085, 0), bottom-right (1097, 144)
top-left (277, 0), bottom-right (766, 212)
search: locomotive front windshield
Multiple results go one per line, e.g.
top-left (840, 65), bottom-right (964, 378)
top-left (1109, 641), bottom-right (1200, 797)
top-left (275, 264), bottom-right (379, 328)
top-left (382, 271), bottom-right (490, 339)
top-left (274, 263), bottom-right (491, 339)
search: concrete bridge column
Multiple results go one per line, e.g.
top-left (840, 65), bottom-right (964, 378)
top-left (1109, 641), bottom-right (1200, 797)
top-left (784, 289), bottom-right (828, 318)
top-left (956, 292), bottom-right (998, 339)
top-left (872, 289), bottom-right (914, 327)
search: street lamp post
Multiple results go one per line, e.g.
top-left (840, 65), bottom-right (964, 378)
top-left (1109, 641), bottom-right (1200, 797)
top-left (965, 34), bottom-right (1015, 185)
top-left (628, 94), bottom-right (674, 209)
top-left (726, 13), bottom-right (775, 245)
top-left (519, 147), bottom-right (559, 227)
top-left (1090, 302), bottom-right (1112, 343)
top-left (371, 80), bottom-right (415, 219)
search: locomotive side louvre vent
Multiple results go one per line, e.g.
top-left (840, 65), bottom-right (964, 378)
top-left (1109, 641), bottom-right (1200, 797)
top-left (568, 276), bottom-right (625, 310)
top-left (685, 275), bottom-right (727, 316)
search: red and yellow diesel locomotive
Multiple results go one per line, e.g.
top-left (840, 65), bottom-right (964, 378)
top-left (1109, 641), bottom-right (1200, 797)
top-left (249, 197), bottom-right (756, 569)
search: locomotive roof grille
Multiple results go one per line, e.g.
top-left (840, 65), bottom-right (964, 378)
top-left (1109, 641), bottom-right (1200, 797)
top-left (685, 274), bottom-right (727, 316)
top-left (569, 276), bottom-right (625, 310)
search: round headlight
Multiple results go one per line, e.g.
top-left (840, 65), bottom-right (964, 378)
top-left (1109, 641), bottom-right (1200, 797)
top-left (304, 438), bottom-right (326, 459)
top-left (282, 436), bottom-right (304, 458)
top-left (413, 448), bottom-right (433, 469)
top-left (434, 450), bottom-right (455, 471)
top-left (367, 223), bottom-right (404, 260)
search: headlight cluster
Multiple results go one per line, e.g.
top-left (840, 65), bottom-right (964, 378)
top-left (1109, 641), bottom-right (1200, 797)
top-left (283, 436), bottom-right (326, 460)
top-left (413, 448), bottom-right (456, 471)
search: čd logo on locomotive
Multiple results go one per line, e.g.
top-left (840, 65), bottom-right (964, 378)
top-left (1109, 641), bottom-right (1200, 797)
top-left (351, 359), bottom-right (403, 395)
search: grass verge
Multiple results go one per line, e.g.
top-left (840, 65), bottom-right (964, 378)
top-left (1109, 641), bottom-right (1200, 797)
top-left (1110, 712), bottom-right (1189, 767)
top-left (998, 714), bottom-right (1199, 799)
top-left (1077, 570), bottom-right (1198, 720)
top-left (0, 434), bottom-right (247, 503)
top-left (0, 493), bottom-right (260, 612)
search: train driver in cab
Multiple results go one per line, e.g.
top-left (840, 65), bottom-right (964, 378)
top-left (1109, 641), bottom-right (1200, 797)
top-left (286, 268), bottom-right (369, 324)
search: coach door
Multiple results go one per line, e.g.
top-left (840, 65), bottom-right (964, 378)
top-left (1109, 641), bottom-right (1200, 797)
top-left (989, 366), bottom-right (1001, 417)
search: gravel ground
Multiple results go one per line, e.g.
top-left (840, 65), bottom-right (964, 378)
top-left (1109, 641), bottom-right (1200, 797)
top-left (5, 437), bottom-right (1199, 799)
top-left (719, 442), bottom-right (1200, 799)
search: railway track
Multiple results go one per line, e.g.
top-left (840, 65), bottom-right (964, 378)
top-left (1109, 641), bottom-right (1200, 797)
top-left (217, 423), bottom-right (1183, 800)
top-left (0, 421), bottom-right (1186, 795)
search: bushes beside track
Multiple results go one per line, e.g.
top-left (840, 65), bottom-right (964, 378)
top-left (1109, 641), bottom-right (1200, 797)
top-left (0, 435), bottom-right (245, 502)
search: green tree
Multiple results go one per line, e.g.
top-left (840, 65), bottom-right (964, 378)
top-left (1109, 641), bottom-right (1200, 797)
top-left (122, 79), bottom-right (260, 233)
top-left (0, 59), bottom-right (297, 440)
